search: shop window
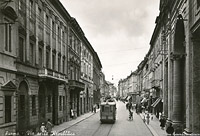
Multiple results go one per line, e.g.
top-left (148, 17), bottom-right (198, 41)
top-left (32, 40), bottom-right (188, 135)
top-left (32, 95), bottom-right (36, 116)
top-left (5, 95), bottom-right (12, 123)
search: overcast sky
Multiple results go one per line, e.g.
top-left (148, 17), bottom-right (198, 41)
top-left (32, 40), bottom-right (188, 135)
top-left (60, 0), bottom-right (160, 86)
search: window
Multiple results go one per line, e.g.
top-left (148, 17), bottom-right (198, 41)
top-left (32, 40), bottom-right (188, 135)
top-left (5, 96), bottom-right (11, 123)
top-left (63, 96), bottom-right (65, 110)
top-left (52, 21), bottom-right (55, 38)
top-left (30, 43), bottom-right (34, 65)
top-left (29, 0), bottom-right (34, 18)
top-left (32, 95), bottom-right (36, 116)
top-left (19, 0), bottom-right (25, 12)
top-left (58, 57), bottom-right (61, 72)
top-left (58, 26), bottom-right (60, 39)
top-left (62, 31), bottom-right (65, 42)
top-left (38, 7), bottom-right (42, 17)
top-left (74, 67), bottom-right (77, 80)
top-left (59, 96), bottom-right (62, 111)
top-left (63, 58), bottom-right (65, 73)
top-left (69, 37), bottom-right (72, 46)
top-left (47, 95), bottom-right (51, 113)
top-left (197, 0), bottom-right (200, 8)
top-left (46, 51), bottom-right (49, 68)
top-left (52, 53), bottom-right (55, 70)
top-left (19, 37), bottom-right (24, 61)
top-left (39, 47), bottom-right (43, 67)
top-left (5, 22), bottom-right (12, 52)
top-left (46, 15), bottom-right (49, 26)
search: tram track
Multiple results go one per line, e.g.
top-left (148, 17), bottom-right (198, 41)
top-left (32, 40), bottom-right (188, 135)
top-left (92, 122), bottom-right (115, 136)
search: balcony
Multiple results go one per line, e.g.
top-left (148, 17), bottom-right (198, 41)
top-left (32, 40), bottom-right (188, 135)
top-left (38, 68), bottom-right (67, 83)
top-left (69, 80), bottom-right (85, 92)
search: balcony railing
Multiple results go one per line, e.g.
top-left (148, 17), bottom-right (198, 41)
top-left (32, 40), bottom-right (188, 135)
top-left (38, 68), bottom-right (67, 82)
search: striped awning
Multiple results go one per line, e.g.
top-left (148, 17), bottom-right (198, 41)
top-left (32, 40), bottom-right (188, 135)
top-left (151, 98), bottom-right (162, 107)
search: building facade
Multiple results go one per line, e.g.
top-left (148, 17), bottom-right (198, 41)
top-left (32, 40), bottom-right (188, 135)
top-left (0, 0), bottom-right (102, 134)
top-left (93, 52), bottom-right (102, 107)
top-left (80, 37), bottom-right (93, 114)
top-left (131, 0), bottom-right (200, 134)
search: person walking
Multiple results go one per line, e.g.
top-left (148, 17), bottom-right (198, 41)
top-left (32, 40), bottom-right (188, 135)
top-left (40, 122), bottom-right (46, 135)
top-left (146, 113), bottom-right (150, 125)
top-left (166, 122), bottom-right (174, 136)
top-left (160, 116), bottom-right (166, 130)
top-left (93, 104), bottom-right (96, 113)
top-left (46, 119), bottom-right (53, 136)
top-left (70, 108), bottom-right (74, 119)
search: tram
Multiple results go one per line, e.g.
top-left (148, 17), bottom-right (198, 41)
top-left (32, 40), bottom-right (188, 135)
top-left (100, 99), bottom-right (116, 123)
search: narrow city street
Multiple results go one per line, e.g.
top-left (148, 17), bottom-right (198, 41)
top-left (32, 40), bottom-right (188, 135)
top-left (58, 101), bottom-right (152, 136)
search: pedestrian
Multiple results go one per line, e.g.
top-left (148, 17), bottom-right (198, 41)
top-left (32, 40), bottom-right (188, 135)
top-left (71, 108), bottom-right (74, 119)
top-left (146, 113), bottom-right (150, 125)
top-left (46, 119), bottom-right (53, 136)
top-left (40, 122), bottom-right (46, 135)
top-left (151, 113), bottom-right (153, 120)
top-left (160, 116), bottom-right (166, 130)
top-left (143, 114), bottom-right (146, 123)
top-left (166, 122), bottom-right (174, 136)
top-left (93, 104), bottom-right (96, 113)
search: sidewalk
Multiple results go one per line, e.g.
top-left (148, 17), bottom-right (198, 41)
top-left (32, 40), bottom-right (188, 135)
top-left (52, 109), bottom-right (100, 133)
top-left (140, 113), bottom-right (167, 136)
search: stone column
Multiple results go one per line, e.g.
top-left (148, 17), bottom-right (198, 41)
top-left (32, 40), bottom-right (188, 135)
top-left (171, 53), bottom-right (186, 132)
top-left (163, 61), bottom-right (168, 117)
top-left (172, 54), bottom-right (182, 122)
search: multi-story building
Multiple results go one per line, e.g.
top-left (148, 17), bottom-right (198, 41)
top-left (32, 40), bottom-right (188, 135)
top-left (0, 0), bottom-right (71, 133)
top-left (93, 52), bottom-right (102, 107)
top-left (68, 18), bottom-right (85, 118)
top-left (80, 36), bottom-right (93, 113)
top-left (0, 0), bottom-right (103, 134)
top-left (135, 0), bottom-right (200, 134)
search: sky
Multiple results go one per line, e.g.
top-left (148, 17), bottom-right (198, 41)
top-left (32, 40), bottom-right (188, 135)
top-left (60, 0), bottom-right (160, 86)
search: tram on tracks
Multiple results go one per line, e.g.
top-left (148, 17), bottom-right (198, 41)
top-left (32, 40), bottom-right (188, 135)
top-left (100, 99), bottom-right (116, 123)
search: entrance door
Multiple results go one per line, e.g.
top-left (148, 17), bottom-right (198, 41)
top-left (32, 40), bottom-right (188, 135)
top-left (18, 81), bottom-right (29, 134)
top-left (38, 84), bottom-right (46, 123)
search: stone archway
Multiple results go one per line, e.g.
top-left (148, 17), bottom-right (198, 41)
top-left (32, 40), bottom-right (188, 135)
top-left (172, 14), bottom-right (186, 130)
top-left (18, 81), bottom-right (29, 134)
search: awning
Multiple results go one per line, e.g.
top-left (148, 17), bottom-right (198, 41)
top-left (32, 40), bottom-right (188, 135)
top-left (124, 96), bottom-right (131, 101)
top-left (126, 96), bottom-right (131, 101)
top-left (151, 98), bottom-right (162, 107)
